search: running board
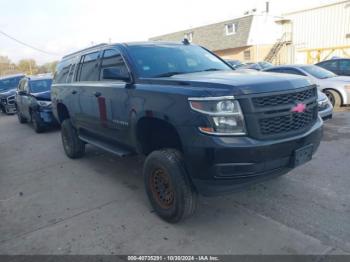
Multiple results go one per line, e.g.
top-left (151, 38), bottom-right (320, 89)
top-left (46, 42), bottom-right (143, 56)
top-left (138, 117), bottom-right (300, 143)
top-left (79, 135), bottom-right (134, 157)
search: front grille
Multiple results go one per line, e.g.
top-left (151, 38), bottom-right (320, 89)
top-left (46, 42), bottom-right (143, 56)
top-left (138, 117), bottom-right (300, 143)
top-left (253, 88), bottom-right (315, 107)
top-left (7, 96), bottom-right (15, 105)
top-left (0, 98), bottom-right (6, 104)
top-left (259, 107), bottom-right (316, 135)
top-left (243, 86), bottom-right (318, 139)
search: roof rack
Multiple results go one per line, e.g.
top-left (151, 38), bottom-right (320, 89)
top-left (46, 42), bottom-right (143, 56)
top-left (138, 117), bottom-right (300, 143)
top-left (62, 43), bottom-right (108, 59)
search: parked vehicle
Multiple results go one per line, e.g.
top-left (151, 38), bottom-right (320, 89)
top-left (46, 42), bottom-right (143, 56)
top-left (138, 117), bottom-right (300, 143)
top-left (225, 59), bottom-right (246, 69)
top-left (264, 65), bottom-right (350, 108)
top-left (52, 42), bottom-right (323, 223)
top-left (15, 74), bottom-right (57, 133)
top-left (241, 61), bottom-right (273, 71)
top-left (317, 91), bottom-right (333, 121)
top-left (0, 74), bottom-right (25, 114)
top-left (316, 58), bottom-right (350, 76)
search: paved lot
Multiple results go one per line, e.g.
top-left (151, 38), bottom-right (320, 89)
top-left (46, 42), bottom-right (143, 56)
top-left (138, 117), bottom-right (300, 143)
top-left (0, 111), bottom-right (350, 255)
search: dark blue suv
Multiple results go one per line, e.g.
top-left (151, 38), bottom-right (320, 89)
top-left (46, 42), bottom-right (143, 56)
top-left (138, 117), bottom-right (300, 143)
top-left (0, 74), bottom-right (24, 114)
top-left (15, 74), bottom-right (57, 133)
top-left (52, 42), bottom-right (323, 222)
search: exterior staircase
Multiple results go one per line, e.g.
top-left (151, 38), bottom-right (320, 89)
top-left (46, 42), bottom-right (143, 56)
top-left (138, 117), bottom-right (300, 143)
top-left (264, 33), bottom-right (291, 63)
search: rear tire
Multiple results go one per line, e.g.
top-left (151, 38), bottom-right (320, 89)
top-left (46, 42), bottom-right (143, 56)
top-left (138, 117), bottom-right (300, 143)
top-left (61, 119), bottom-right (85, 159)
top-left (143, 149), bottom-right (197, 223)
top-left (324, 89), bottom-right (341, 108)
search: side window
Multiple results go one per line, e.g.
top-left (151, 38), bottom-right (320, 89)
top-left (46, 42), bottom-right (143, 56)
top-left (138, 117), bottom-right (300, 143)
top-left (67, 62), bottom-right (77, 83)
top-left (17, 80), bottom-right (24, 91)
top-left (77, 52), bottom-right (100, 81)
top-left (23, 81), bottom-right (29, 93)
top-left (320, 61), bottom-right (338, 71)
top-left (339, 60), bottom-right (350, 71)
top-left (100, 49), bottom-right (128, 80)
top-left (54, 59), bottom-right (72, 84)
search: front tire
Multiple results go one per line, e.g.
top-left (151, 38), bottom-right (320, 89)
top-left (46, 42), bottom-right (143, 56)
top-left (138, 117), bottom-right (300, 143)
top-left (17, 108), bottom-right (27, 124)
top-left (31, 111), bottom-right (45, 133)
top-left (324, 89), bottom-right (341, 108)
top-left (143, 149), bottom-right (198, 223)
top-left (61, 119), bottom-right (85, 159)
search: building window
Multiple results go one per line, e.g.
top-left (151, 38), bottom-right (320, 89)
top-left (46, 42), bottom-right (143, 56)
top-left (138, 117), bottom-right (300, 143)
top-left (243, 50), bottom-right (251, 61)
top-left (184, 32), bottom-right (193, 42)
top-left (225, 23), bottom-right (236, 35)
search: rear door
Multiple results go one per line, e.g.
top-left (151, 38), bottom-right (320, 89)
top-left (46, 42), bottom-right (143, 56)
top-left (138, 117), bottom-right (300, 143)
top-left (75, 51), bottom-right (102, 132)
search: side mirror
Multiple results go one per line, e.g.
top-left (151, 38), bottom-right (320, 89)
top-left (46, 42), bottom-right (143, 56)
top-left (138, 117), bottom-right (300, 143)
top-left (102, 67), bottom-right (130, 82)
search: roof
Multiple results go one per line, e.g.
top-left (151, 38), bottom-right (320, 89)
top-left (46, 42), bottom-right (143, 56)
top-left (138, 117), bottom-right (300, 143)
top-left (266, 64), bottom-right (313, 69)
top-left (149, 15), bottom-right (254, 51)
top-left (0, 73), bottom-right (25, 80)
top-left (26, 73), bottom-right (53, 81)
top-left (283, 0), bottom-right (349, 16)
top-left (60, 41), bottom-right (194, 60)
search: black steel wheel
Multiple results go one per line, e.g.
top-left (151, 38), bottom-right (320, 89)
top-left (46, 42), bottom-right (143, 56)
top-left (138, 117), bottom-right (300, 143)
top-left (144, 149), bottom-right (197, 223)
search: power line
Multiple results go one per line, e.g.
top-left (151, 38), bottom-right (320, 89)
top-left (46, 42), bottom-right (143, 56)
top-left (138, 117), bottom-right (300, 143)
top-left (0, 29), bottom-right (61, 57)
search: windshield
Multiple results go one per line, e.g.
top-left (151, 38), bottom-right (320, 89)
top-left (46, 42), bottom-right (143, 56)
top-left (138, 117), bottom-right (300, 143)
top-left (301, 65), bottom-right (337, 79)
top-left (29, 79), bottom-right (52, 93)
top-left (127, 44), bottom-right (231, 78)
top-left (0, 76), bottom-right (23, 91)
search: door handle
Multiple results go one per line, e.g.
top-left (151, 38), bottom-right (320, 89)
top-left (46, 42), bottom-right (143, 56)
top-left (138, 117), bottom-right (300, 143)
top-left (71, 90), bottom-right (77, 95)
top-left (94, 91), bottom-right (102, 97)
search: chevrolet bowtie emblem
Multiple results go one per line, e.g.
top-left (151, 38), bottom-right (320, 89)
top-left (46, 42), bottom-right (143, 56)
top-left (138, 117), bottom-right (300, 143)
top-left (291, 103), bottom-right (306, 113)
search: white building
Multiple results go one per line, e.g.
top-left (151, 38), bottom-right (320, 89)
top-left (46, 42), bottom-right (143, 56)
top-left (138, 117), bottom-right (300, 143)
top-left (281, 0), bottom-right (350, 64)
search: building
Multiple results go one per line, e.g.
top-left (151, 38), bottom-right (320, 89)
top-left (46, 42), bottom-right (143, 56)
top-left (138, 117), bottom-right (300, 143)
top-left (150, 13), bottom-right (283, 63)
top-left (280, 0), bottom-right (350, 64)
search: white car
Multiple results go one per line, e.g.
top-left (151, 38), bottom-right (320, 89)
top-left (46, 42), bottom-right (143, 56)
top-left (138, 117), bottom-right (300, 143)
top-left (264, 65), bottom-right (350, 108)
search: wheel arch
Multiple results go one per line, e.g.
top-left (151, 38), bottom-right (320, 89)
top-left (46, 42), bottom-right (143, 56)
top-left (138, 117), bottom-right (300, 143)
top-left (134, 116), bottom-right (183, 155)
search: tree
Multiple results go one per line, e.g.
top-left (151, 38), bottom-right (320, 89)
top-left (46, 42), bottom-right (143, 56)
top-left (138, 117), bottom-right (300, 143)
top-left (38, 61), bottom-right (58, 74)
top-left (17, 59), bottom-right (39, 75)
top-left (0, 56), bottom-right (18, 76)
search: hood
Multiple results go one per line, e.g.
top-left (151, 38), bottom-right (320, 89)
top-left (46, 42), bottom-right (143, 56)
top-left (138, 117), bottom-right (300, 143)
top-left (0, 88), bottom-right (16, 97)
top-left (149, 70), bottom-right (313, 96)
top-left (320, 76), bottom-right (350, 85)
top-left (31, 90), bottom-right (51, 101)
top-left (332, 76), bottom-right (350, 83)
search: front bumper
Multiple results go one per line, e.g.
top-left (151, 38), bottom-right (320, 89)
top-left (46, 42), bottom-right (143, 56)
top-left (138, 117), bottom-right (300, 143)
top-left (318, 99), bottom-right (333, 121)
top-left (318, 105), bottom-right (333, 121)
top-left (38, 108), bottom-right (58, 125)
top-left (180, 117), bottom-right (323, 196)
top-left (2, 103), bottom-right (16, 114)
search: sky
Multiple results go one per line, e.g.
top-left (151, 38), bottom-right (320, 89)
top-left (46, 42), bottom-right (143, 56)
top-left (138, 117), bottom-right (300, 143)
top-left (0, 0), bottom-right (340, 64)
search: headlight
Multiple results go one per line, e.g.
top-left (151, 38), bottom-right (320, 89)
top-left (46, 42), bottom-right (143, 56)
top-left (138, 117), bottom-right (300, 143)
top-left (189, 96), bottom-right (246, 135)
top-left (37, 101), bottom-right (52, 107)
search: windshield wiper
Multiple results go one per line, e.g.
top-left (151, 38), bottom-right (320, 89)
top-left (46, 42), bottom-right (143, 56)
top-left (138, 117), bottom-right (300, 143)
top-left (200, 68), bottom-right (222, 72)
top-left (153, 72), bottom-right (187, 78)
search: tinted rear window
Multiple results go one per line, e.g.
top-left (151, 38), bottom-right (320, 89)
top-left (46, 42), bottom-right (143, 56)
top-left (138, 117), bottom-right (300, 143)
top-left (77, 52), bottom-right (100, 81)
